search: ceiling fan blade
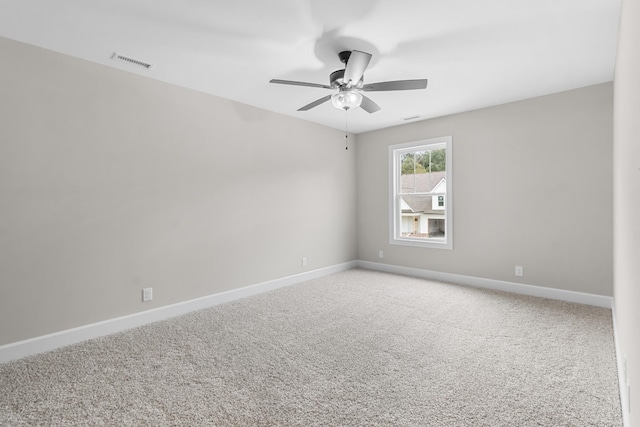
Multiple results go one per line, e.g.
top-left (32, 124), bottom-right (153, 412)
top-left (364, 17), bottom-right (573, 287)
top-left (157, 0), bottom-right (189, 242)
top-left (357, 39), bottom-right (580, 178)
top-left (270, 79), bottom-right (332, 89)
top-left (298, 95), bottom-right (332, 111)
top-left (363, 79), bottom-right (428, 92)
top-left (343, 50), bottom-right (372, 88)
top-left (360, 95), bottom-right (381, 114)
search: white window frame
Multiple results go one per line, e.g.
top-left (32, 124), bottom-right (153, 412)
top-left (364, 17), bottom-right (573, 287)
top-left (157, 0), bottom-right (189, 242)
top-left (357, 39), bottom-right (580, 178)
top-left (389, 136), bottom-right (453, 249)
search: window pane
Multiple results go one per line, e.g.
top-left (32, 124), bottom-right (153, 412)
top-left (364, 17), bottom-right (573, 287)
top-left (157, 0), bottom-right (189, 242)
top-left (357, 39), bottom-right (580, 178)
top-left (427, 148), bottom-right (446, 172)
top-left (402, 149), bottom-right (446, 175)
top-left (400, 148), bottom-right (447, 195)
top-left (400, 195), bottom-right (446, 239)
top-left (401, 151), bottom-right (428, 176)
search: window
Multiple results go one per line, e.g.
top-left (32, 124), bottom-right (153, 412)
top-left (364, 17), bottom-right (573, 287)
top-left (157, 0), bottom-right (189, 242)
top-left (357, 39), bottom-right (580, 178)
top-left (389, 136), bottom-right (452, 249)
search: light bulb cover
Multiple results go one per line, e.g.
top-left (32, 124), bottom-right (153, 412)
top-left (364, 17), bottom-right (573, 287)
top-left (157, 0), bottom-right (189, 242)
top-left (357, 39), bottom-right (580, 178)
top-left (331, 90), bottom-right (363, 110)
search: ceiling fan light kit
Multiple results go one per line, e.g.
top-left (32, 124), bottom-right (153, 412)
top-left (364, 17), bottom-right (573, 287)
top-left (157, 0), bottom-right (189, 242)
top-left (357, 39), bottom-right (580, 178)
top-left (331, 89), bottom-right (363, 110)
top-left (270, 50), bottom-right (428, 114)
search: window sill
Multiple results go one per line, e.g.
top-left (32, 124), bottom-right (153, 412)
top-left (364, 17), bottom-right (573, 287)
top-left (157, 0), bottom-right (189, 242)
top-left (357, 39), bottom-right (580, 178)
top-left (390, 237), bottom-right (453, 250)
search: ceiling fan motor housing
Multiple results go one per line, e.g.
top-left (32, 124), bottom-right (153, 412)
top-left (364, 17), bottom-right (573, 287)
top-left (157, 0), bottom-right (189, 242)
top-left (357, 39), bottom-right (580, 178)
top-left (330, 69), bottom-right (344, 87)
top-left (330, 69), bottom-right (363, 88)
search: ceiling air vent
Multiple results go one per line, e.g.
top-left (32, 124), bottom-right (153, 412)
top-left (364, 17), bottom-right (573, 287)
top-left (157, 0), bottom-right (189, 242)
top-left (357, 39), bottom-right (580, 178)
top-left (111, 52), bottom-right (154, 69)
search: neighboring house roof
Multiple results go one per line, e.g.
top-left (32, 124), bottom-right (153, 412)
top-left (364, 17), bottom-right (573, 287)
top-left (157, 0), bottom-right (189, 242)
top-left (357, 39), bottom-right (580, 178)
top-left (402, 195), bottom-right (444, 214)
top-left (401, 171), bottom-right (446, 193)
top-left (400, 172), bottom-right (446, 214)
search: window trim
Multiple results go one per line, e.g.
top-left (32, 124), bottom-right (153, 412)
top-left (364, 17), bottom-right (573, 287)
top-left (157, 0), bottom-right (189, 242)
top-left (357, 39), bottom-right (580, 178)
top-left (388, 136), bottom-right (453, 250)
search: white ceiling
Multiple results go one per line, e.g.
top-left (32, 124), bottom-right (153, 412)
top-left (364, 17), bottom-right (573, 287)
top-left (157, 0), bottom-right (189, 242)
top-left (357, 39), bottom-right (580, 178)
top-left (0, 0), bottom-right (621, 134)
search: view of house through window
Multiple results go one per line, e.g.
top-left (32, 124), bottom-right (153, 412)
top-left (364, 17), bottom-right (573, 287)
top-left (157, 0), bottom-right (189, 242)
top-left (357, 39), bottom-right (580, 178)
top-left (389, 137), bottom-right (452, 249)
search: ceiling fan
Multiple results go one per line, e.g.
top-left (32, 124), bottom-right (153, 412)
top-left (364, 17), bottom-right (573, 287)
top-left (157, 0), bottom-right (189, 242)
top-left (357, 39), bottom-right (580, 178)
top-left (270, 50), bottom-right (428, 113)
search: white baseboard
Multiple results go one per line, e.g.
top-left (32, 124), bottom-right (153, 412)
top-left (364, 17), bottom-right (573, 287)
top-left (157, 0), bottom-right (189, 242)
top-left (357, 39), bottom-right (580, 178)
top-left (0, 261), bottom-right (358, 364)
top-left (611, 301), bottom-right (630, 426)
top-left (356, 260), bottom-right (613, 308)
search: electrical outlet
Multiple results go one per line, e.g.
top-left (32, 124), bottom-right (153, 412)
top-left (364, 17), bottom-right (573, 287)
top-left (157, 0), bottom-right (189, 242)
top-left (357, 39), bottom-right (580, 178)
top-left (378, 250), bottom-right (384, 259)
top-left (142, 287), bottom-right (153, 302)
top-left (302, 257), bottom-right (307, 267)
top-left (515, 266), bottom-right (524, 277)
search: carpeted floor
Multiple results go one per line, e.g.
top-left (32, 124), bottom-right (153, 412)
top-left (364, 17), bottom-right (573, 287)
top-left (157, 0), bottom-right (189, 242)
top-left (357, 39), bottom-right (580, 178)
top-left (0, 269), bottom-right (622, 426)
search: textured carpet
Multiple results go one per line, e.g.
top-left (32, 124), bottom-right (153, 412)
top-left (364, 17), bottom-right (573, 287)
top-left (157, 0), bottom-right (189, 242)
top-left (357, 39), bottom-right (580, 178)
top-left (0, 269), bottom-right (622, 426)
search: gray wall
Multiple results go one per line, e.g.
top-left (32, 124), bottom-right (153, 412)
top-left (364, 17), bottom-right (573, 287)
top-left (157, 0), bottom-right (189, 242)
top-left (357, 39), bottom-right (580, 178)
top-left (614, 0), bottom-right (640, 422)
top-left (356, 83), bottom-right (613, 296)
top-left (0, 37), bottom-right (357, 346)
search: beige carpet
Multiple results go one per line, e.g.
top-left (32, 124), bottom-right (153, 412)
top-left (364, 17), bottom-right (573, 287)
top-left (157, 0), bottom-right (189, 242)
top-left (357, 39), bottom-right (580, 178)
top-left (0, 269), bottom-right (622, 426)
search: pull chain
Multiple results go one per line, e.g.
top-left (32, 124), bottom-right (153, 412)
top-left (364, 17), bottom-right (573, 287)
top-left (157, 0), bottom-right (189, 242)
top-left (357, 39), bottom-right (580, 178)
top-left (344, 108), bottom-right (349, 150)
